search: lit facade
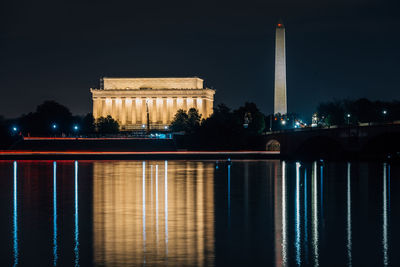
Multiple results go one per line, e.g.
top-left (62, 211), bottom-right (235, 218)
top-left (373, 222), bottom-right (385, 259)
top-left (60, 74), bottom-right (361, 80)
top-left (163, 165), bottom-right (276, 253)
top-left (90, 77), bottom-right (215, 130)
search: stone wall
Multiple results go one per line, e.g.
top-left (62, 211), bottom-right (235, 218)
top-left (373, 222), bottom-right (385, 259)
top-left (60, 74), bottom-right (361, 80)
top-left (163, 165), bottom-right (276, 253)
top-left (103, 77), bottom-right (204, 90)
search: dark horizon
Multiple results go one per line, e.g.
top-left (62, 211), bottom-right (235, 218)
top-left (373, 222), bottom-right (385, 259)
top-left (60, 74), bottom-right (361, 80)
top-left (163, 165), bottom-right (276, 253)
top-left (1, 0), bottom-right (399, 120)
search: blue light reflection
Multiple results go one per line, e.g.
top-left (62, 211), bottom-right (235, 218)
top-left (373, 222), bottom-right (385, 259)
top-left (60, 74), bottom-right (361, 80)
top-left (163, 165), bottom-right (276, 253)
top-left (13, 161), bottom-right (18, 267)
top-left (53, 162), bottom-right (58, 266)
top-left (74, 161), bottom-right (79, 266)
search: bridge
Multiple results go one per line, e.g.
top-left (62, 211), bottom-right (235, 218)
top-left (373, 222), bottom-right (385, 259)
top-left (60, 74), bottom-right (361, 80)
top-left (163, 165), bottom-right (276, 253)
top-left (264, 124), bottom-right (400, 159)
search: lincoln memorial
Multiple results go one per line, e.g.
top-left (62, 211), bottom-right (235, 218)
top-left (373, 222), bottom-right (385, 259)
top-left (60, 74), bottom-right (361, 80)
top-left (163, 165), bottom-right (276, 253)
top-left (90, 77), bottom-right (216, 130)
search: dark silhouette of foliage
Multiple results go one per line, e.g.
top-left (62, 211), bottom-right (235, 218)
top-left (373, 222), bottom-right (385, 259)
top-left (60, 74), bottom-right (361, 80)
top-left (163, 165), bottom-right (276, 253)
top-left (96, 115), bottom-right (120, 134)
top-left (170, 109), bottom-right (189, 132)
top-left (18, 100), bottom-right (74, 136)
top-left (81, 113), bottom-right (95, 134)
top-left (234, 102), bottom-right (265, 134)
top-left (316, 98), bottom-right (400, 126)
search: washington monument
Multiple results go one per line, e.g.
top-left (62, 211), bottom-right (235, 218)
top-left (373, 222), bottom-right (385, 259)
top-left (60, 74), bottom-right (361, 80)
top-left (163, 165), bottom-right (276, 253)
top-left (274, 21), bottom-right (287, 115)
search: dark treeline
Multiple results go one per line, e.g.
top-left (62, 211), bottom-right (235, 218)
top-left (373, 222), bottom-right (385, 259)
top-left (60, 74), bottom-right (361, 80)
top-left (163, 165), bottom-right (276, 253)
top-left (316, 98), bottom-right (400, 126)
top-left (170, 103), bottom-right (268, 150)
top-left (0, 101), bottom-right (120, 148)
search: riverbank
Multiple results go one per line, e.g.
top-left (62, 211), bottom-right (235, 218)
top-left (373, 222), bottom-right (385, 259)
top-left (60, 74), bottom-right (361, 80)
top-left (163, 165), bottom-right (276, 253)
top-left (0, 150), bottom-right (279, 160)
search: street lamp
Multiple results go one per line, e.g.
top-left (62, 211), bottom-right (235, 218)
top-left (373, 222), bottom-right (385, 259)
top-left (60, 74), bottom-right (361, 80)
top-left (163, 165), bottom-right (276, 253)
top-left (73, 125), bottom-right (79, 136)
top-left (346, 113), bottom-right (351, 125)
top-left (281, 120), bottom-right (286, 125)
top-left (382, 109), bottom-right (388, 123)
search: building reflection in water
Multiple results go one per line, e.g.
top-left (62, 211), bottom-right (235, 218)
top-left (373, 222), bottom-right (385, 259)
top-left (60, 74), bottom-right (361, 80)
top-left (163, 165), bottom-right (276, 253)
top-left (312, 161), bottom-right (319, 267)
top-left (13, 161), bottom-right (18, 267)
top-left (383, 163), bottom-right (390, 266)
top-left (295, 162), bottom-right (301, 265)
top-left (274, 160), bottom-right (287, 267)
top-left (92, 161), bottom-right (215, 266)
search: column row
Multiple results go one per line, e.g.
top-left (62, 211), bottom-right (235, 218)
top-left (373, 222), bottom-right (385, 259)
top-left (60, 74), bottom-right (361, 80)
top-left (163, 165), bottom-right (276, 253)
top-left (93, 96), bottom-right (212, 126)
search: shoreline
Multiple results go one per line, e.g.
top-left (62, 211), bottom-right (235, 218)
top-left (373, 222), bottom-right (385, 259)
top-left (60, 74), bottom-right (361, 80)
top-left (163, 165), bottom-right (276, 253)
top-left (0, 150), bottom-right (279, 160)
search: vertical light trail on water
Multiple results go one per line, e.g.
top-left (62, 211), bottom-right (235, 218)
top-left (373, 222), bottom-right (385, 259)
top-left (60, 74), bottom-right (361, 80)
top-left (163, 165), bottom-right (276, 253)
top-left (156, 165), bottom-right (159, 242)
top-left (347, 163), bottom-right (352, 267)
top-left (228, 164), bottom-right (231, 226)
top-left (295, 162), bottom-right (301, 265)
top-left (320, 165), bottom-right (323, 219)
top-left (281, 161), bottom-right (287, 266)
top-left (304, 168), bottom-right (308, 264)
top-left (142, 161), bottom-right (146, 263)
top-left (53, 162), bottom-right (58, 266)
top-left (74, 161), bottom-right (79, 267)
top-left (165, 161), bottom-right (169, 256)
top-left (13, 161), bottom-right (18, 267)
top-left (312, 162), bottom-right (319, 267)
top-left (383, 163), bottom-right (388, 266)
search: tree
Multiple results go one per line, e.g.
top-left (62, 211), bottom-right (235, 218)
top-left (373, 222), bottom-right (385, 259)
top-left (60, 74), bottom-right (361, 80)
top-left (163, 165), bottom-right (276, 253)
top-left (234, 102), bottom-right (265, 134)
top-left (170, 109), bottom-right (189, 132)
top-left (81, 113), bottom-right (95, 134)
top-left (96, 116), bottom-right (119, 134)
top-left (18, 100), bottom-right (74, 135)
top-left (187, 108), bottom-right (202, 133)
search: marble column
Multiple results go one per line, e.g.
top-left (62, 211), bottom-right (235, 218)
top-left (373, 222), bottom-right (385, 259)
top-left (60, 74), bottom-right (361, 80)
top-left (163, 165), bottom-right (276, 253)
top-left (141, 98), bottom-right (147, 124)
top-left (183, 97), bottom-right (188, 111)
top-left (111, 98), bottom-right (117, 119)
top-left (93, 98), bottom-right (99, 119)
top-left (121, 98), bottom-right (126, 125)
top-left (172, 97), bottom-right (177, 119)
top-left (193, 98), bottom-right (198, 112)
top-left (101, 98), bottom-right (106, 118)
top-left (202, 97), bottom-right (208, 118)
top-left (152, 98), bottom-right (157, 124)
top-left (126, 98), bottom-right (132, 124)
top-left (132, 98), bottom-right (138, 124)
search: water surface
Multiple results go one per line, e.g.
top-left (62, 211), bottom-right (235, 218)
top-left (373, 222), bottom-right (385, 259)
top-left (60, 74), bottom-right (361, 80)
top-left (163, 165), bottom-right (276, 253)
top-left (0, 160), bottom-right (398, 266)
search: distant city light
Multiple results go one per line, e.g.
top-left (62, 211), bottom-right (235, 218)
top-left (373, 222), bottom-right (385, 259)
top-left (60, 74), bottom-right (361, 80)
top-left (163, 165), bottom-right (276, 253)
top-left (12, 126), bottom-right (18, 132)
top-left (52, 124), bottom-right (57, 129)
top-left (142, 124), bottom-right (146, 128)
top-left (73, 125), bottom-right (79, 131)
top-left (382, 110), bottom-right (388, 115)
top-left (346, 113), bottom-right (351, 118)
top-left (164, 125), bottom-right (168, 130)
top-left (281, 120), bottom-right (286, 125)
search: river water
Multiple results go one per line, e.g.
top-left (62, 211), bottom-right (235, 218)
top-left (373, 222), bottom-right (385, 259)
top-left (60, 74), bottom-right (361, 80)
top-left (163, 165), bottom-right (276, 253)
top-left (0, 160), bottom-right (398, 266)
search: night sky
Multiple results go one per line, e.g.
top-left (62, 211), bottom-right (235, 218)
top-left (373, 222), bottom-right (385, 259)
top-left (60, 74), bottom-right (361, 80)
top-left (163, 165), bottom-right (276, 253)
top-left (1, 0), bottom-right (399, 120)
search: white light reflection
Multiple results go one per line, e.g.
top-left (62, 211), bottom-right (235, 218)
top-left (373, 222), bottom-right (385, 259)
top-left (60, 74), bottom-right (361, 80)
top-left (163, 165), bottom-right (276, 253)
top-left (74, 161), bottom-right (79, 267)
top-left (53, 162), bottom-right (58, 266)
top-left (320, 165), bottom-right (323, 218)
top-left (13, 161), bottom-right (18, 267)
top-left (142, 161), bottom-right (146, 262)
top-left (156, 164), bottom-right (159, 242)
top-left (295, 162), bottom-right (301, 265)
top-left (304, 168), bottom-right (308, 264)
top-left (228, 164), bottom-right (231, 226)
top-left (164, 161), bottom-right (168, 255)
top-left (347, 163), bottom-right (352, 267)
top-left (383, 163), bottom-right (389, 266)
top-left (282, 161), bottom-right (288, 266)
top-left (312, 161), bottom-right (319, 267)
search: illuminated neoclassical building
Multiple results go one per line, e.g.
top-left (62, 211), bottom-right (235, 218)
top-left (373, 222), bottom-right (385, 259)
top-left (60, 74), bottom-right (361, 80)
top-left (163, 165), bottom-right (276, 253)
top-left (90, 77), bottom-right (215, 130)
